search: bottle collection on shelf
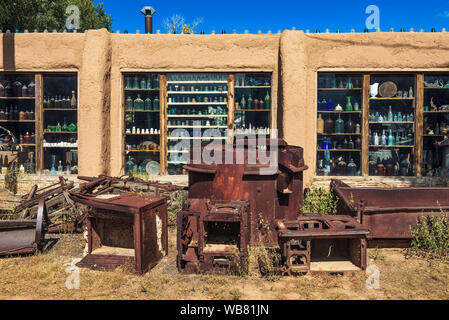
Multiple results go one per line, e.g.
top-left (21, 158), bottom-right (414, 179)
top-left (126, 143), bottom-right (160, 151)
top-left (369, 106), bottom-right (413, 122)
top-left (318, 155), bottom-right (359, 176)
top-left (168, 74), bottom-right (226, 83)
top-left (320, 136), bottom-right (361, 151)
top-left (235, 92), bottom-right (271, 110)
top-left (168, 119), bottom-right (226, 127)
top-left (317, 114), bottom-right (361, 135)
top-left (43, 91), bottom-right (77, 108)
top-left (0, 154), bottom-right (35, 175)
top-left (423, 148), bottom-right (443, 177)
top-left (126, 94), bottom-right (160, 111)
top-left (168, 84), bottom-right (227, 93)
top-left (235, 75), bottom-right (270, 87)
top-left (125, 75), bottom-right (160, 90)
top-left (318, 96), bottom-right (360, 112)
top-left (234, 124), bottom-right (271, 135)
top-left (126, 127), bottom-right (160, 135)
top-left (370, 83), bottom-right (414, 99)
top-left (48, 153), bottom-right (78, 175)
top-left (318, 76), bottom-right (360, 89)
top-left (168, 106), bottom-right (227, 116)
top-left (0, 106), bottom-right (35, 120)
top-left (169, 95), bottom-right (227, 103)
top-left (45, 119), bottom-right (77, 132)
top-left (0, 80), bottom-right (35, 97)
top-left (369, 129), bottom-right (414, 146)
top-left (369, 154), bottom-right (414, 177)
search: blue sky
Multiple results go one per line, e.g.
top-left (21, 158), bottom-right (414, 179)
top-left (96, 0), bottom-right (449, 33)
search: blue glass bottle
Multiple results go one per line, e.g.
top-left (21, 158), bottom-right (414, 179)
top-left (328, 99), bottom-right (333, 111)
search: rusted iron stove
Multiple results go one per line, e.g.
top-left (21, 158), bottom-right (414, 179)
top-left (177, 138), bottom-right (308, 274)
top-left (71, 193), bottom-right (168, 274)
top-left (277, 215), bottom-right (369, 274)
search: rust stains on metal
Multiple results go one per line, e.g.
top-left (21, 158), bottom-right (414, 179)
top-left (331, 179), bottom-right (449, 240)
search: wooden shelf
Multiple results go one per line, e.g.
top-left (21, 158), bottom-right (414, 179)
top-left (44, 131), bottom-right (77, 134)
top-left (423, 134), bottom-right (448, 137)
top-left (235, 86), bottom-right (271, 89)
top-left (126, 150), bottom-right (160, 153)
top-left (236, 109), bottom-right (271, 112)
top-left (370, 97), bottom-right (415, 100)
top-left (318, 133), bottom-right (361, 136)
top-left (125, 110), bottom-right (160, 113)
top-left (424, 87), bottom-right (449, 89)
top-left (125, 88), bottom-right (160, 91)
top-left (168, 91), bottom-right (227, 94)
top-left (168, 161), bottom-right (187, 164)
top-left (0, 120), bottom-right (35, 123)
top-left (168, 102), bottom-right (227, 106)
top-left (43, 146), bottom-right (78, 149)
top-left (318, 111), bottom-right (362, 114)
top-left (125, 133), bottom-right (160, 136)
top-left (369, 121), bottom-right (414, 124)
top-left (424, 110), bottom-right (449, 114)
top-left (168, 115), bottom-right (227, 118)
top-left (317, 149), bottom-right (361, 152)
top-left (168, 137), bottom-right (227, 140)
top-left (167, 81), bottom-right (227, 84)
top-left (318, 88), bottom-right (362, 91)
top-left (167, 126), bottom-right (227, 129)
top-left (0, 97), bottom-right (35, 100)
top-left (1, 144), bottom-right (35, 147)
top-left (369, 145), bottom-right (414, 148)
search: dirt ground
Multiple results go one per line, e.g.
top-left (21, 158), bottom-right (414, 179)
top-left (0, 228), bottom-right (448, 300)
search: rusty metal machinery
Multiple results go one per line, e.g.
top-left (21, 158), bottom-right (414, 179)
top-left (331, 179), bottom-right (449, 241)
top-left (70, 193), bottom-right (168, 274)
top-left (177, 138), bottom-right (308, 274)
top-left (277, 215), bottom-right (369, 274)
top-left (0, 198), bottom-right (50, 256)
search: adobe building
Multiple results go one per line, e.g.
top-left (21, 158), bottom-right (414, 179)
top-left (2, 28), bottom-right (449, 193)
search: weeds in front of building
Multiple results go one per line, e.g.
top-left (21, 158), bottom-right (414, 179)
top-left (302, 186), bottom-right (337, 215)
top-left (408, 211), bottom-right (449, 260)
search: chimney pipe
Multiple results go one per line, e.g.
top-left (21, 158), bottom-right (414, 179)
top-left (141, 6), bottom-right (156, 34)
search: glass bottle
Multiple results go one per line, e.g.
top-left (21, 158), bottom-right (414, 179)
top-left (21, 84), bottom-right (28, 97)
top-left (346, 77), bottom-right (354, 89)
top-left (58, 160), bottom-right (63, 174)
top-left (381, 130), bottom-right (387, 145)
top-left (153, 95), bottom-right (160, 111)
top-left (345, 116), bottom-right (354, 133)
top-left (125, 76), bottom-right (131, 89)
top-left (71, 91), bottom-right (77, 108)
top-left (355, 123), bottom-right (361, 134)
top-left (133, 76), bottom-right (139, 89)
top-left (147, 76), bottom-right (153, 89)
top-left (324, 117), bottom-right (334, 134)
top-left (248, 93), bottom-right (253, 109)
top-left (353, 101), bottom-right (359, 111)
top-left (0, 82), bottom-right (4, 97)
top-left (355, 136), bottom-right (361, 149)
top-left (134, 94), bottom-right (144, 110)
top-left (56, 122), bottom-right (62, 132)
top-left (140, 77), bottom-right (147, 90)
top-left (346, 96), bottom-right (352, 111)
top-left (62, 117), bottom-right (68, 132)
top-left (19, 110), bottom-right (25, 121)
top-left (241, 95), bottom-right (246, 109)
top-left (317, 114), bottom-right (324, 134)
top-left (348, 158), bottom-right (357, 176)
top-left (388, 105), bottom-right (393, 122)
top-left (321, 99), bottom-right (328, 110)
top-left (145, 97), bottom-right (152, 110)
top-left (335, 114), bottom-right (345, 134)
top-left (126, 96), bottom-right (133, 110)
top-left (337, 157), bottom-right (347, 176)
top-left (153, 76), bottom-right (159, 89)
top-left (50, 96), bottom-right (55, 108)
top-left (5, 82), bottom-right (13, 97)
top-left (409, 86), bottom-right (413, 98)
top-left (388, 129), bottom-right (394, 146)
top-left (27, 81), bottom-right (35, 97)
top-left (328, 99), bottom-right (333, 111)
top-left (264, 91), bottom-right (271, 109)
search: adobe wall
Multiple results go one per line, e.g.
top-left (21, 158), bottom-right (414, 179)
top-left (3, 29), bottom-right (449, 188)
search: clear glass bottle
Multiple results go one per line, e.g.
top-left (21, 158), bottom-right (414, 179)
top-left (126, 96), bottom-right (133, 110)
top-left (134, 94), bottom-right (144, 110)
top-left (153, 95), bottom-right (160, 110)
top-left (145, 97), bottom-right (152, 111)
top-left (335, 114), bottom-right (345, 134)
top-left (71, 91), bottom-right (77, 108)
top-left (388, 105), bottom-right (393, 122)
top-left (348, 158), bottom-right (357, 176)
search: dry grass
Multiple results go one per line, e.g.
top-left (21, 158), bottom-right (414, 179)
top-left (0, 229), bottom-right (448, 300)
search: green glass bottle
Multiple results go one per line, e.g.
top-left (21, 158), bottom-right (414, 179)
top-left (62, 117), bottom-right (68, 131)
top-left (126, 96), bottom-right (133, 110)
top-left (145, 97), bottom-right (152, 110)
top-left (134, 94), bottom-right (144, 110)
top-left (353, 101), bottom-right (359, 111)
top-left (346, 96), bottom-right (352, 111)
top-left (140, 78), bottom-right (147, 89)
top-left (56, 122), bottom-right (61, 132)
top-left (247, 93), bottom-right (253, 109)
top-left (153, 95), bottom-right (160, 111)
top-left (265, 91), bottom-right (271, 109)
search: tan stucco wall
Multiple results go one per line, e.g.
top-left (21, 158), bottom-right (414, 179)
top-left (3, 29), bottom-right (449, 187)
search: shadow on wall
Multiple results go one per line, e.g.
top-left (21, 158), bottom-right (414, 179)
top-left (3, 33), bottom-right (15, 70)
top-left (277, 45), bottom-right (283, 138)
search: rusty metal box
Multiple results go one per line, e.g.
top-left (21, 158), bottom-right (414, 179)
top-left (72, 193), bottom-right (167, 274)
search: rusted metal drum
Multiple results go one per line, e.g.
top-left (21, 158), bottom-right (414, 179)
top-left (0, 198), bottom-right (49, 256)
